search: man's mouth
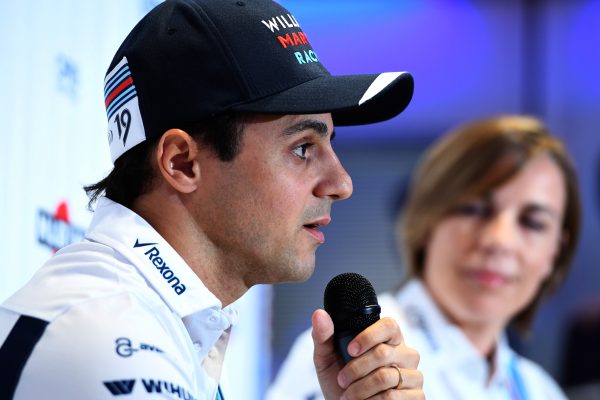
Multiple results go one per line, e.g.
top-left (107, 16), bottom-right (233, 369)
top-left (303, 218), bottom-right (330, 244)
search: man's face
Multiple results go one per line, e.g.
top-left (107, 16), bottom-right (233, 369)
top-left (192, 113), bottom-right (352, 286)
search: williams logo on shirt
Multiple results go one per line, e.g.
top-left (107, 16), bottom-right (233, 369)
top-left (103, 378), bottom-right (197, 400)
top-left (104, 379), bottom-right (135, 395)
top-left (134, 239), bottom-right (186, 295)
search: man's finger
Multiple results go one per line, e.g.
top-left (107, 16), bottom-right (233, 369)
top-left (346, 317), bottom-right (404, 358)
top-left (341, 366), bottom-right (424, 399)
top-left (337, 343), bottom-right (420, 388)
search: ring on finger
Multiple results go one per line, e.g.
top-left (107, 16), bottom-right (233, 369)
top-left (391, 365), bottom-right (402, 390)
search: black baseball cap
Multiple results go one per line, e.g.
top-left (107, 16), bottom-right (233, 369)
top-left (104, 0), bottom-right (414, 162)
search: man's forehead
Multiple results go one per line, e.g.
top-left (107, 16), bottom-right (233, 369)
top-left (245, 113), bottom-right (334, 136)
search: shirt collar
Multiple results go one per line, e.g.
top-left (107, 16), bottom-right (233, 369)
top-left (86, 197), bottom-right (238, 326)
top-left (397, 279), bottom-right (514, 384)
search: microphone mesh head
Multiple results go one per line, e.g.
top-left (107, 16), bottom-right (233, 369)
top-left (324, 272), bottom-right (380, 333)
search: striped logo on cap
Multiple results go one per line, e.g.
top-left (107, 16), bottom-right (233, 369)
top-left (105, 62), bottom-right (137, 120)
top-left (104, 57), bottom-right (146, 163)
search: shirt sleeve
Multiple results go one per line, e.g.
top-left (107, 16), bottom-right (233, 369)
top-left (13, 291), bottom-right (206, 400)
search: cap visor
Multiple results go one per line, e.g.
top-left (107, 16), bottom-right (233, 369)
top-left (232, 72), bottom-right (414, 126)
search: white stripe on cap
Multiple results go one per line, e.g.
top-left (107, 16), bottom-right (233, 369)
top-left (105, 57), bottom-right (146, 163)
top-left (358, 72), bottom-right (405, 106)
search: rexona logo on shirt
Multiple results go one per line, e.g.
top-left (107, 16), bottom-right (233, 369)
top-left (103, 379), bottom-right (197, 400)
top-left (134, 239), bottom-right (186, 295)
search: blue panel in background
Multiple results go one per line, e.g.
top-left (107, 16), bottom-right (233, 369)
top-left (279, 0), bottom-right (522, 141)
top-left (568, 1), bottom-right (600, 108)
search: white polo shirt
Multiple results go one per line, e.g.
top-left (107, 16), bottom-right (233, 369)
top-left (267, 280), bottom-right (567, 400)
top-left (0, 197), bottom-right (238, 400)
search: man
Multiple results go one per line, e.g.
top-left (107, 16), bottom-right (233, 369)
top-left (0, 0), bottom-right (422, 399)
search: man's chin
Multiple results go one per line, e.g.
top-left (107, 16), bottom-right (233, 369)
top-left (279, 261), bottom-right (316, 284)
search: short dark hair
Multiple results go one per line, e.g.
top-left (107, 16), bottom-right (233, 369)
top-left (84, 112), bottom-right (247, 210)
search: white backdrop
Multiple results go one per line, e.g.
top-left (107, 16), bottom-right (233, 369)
top-left (0, 1), bottom-right (270, 398)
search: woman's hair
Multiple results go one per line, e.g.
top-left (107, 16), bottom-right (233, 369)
top-left (84, 112), bottom-right (247, 210)
top-left (399, 115), bottom-right (582, 334)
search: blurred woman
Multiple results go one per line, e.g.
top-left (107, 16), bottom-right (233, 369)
top-left (268, 115), bottom-right (581, 400)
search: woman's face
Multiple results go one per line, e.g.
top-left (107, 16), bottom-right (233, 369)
top-left (423, 155), bottom-right (566, 331)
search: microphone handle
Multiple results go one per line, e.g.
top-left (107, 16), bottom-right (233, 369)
top-left (334, 329), bottom-right (359, 364)
top-left (332, 305), bottom-right (381, 364)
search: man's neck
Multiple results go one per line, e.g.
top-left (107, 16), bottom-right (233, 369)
top-left (133, 193), bottom-right (248, 307)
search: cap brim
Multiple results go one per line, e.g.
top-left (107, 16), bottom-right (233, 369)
top-left (232, 72), bottom-right (414, 126)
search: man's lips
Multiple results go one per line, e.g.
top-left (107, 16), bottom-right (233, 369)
top-left (303, 217), bottom-right (331, 244)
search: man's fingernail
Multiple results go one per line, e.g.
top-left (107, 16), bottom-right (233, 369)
top-left (348, 342), bottom-right (360, 356)
top-left (338, 372), bottom-right (348, 388)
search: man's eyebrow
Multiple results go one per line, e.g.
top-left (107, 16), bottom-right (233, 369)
top-left (283, 119), bottom-right (330, 138)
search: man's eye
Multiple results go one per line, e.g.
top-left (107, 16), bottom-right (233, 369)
top-left (293, 143), bottom-right (311, 159)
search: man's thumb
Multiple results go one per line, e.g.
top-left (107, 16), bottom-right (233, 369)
top-left (312, 309), bottom-right (335, 361)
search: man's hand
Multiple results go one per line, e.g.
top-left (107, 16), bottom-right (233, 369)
top-left (312, 309), bottom-right (424, 400)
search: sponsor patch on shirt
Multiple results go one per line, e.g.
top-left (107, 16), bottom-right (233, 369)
top-left (134, 239), bottom-right (187, 295)
top-left (103, 378), bottom-right (197, 400)
top-left (115, 337), bottom-right (164, 358)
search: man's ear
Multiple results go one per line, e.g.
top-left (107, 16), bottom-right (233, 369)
top-left (155, 129), bottom-right (200, 194)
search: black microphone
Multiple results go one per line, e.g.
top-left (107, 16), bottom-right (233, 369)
top-left (324, 272), bottom-right (381, 364)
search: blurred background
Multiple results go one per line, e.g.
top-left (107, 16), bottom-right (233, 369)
top-left (1, 0), bottom-right (598, 398)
